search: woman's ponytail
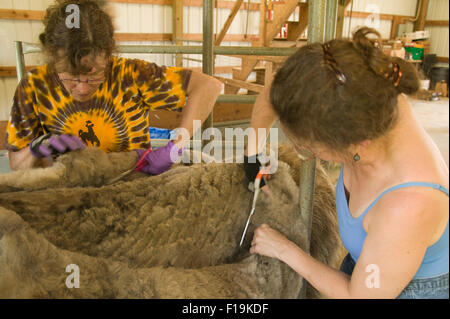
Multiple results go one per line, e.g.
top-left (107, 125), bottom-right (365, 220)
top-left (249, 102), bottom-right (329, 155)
top-left (352, 27), bottom-right (419, 94)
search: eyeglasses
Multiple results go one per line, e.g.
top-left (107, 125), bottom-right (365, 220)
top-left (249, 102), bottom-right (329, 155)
top-left (59, 77), bottom-right (105, 86)
top-left (322, 43), bottom-right (347, 85)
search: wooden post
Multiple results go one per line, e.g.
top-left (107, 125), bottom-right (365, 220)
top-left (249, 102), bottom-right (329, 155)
top-left (215, 0), bottom-right (244, 46)
top-left (258, 0), bottom-right (267, 46)
top-left (264, 0), bottom-right (300, 46)
top-left (264, 61), bottom-right (273, 86)
top-left (390, 16), bottom-right (401, 39)
top-left (414, 0), bottom-right (430, 31)
top-left (173, 0), bottom-right (184, 67)
top-left (336, 0), bottom-right (351, 38)
top-left (286, 2), bottom-right (308, 41)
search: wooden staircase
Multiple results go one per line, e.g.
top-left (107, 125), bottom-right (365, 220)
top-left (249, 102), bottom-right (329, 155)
top-left (224, 0), bottom-right (309, 95)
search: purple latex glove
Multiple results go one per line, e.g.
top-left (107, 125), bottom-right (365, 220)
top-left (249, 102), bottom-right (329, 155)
top-left (29, 133), bottom-right (86, 158)
top-left (135, 141), bottom-right (183, 175)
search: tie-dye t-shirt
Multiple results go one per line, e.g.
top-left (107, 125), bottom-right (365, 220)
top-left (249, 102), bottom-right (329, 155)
top-left (5, 56), bottom-right (192, 152)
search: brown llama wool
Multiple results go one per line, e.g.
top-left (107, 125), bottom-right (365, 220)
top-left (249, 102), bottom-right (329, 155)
top-left (0, 145), bottom-right (342, 298)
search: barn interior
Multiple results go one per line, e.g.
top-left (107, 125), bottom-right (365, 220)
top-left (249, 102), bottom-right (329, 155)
top-left (0, 0), bottom-right (448, 300)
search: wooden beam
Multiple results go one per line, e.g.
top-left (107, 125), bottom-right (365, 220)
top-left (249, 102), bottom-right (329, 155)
top-left (0, 9), bottom-right (44, 20)
top-left (344, 11), bottom-right (414, 21)
top-left (414, 0), bottom-right (430, 31)
top-left (425, 20), bottom-right (449, 27)
top-left (110, 0), bottom-right (172, 5)
top-left (173, 0), bottom-right (183, 67)
top-left (214, 75), bottom-right (264, 94)
top-left (390, 16), bottom-right (401, 39)
top-left (0, 1), bottom-right (260, 23)
top-left (436, 56), bottom-right (449, 63)
top-left (0, 66), bottom-right (37, 77)
top-left (182, 0), bottom-right (259, 11)
top-left (0, 120), bottom-right (8, 150)
top-left (114, 33), bottom-right (257, 42)
top-left (265, 0), bottom-right (300, 45)
top-left (229, 55), bottom-right (287, 63)
top-left (215, 0), bottom-right (244, 46)
top-left (109, 0), bottom-right (260, 10)
top-left (212, 102), bottom-right (254, 123)
top-left (258, 0), bottom-right (267, 47)
top-left (287, 3), bottom-right (308, 41)
top-left (188, 66), bottom-right (235, 74)
top-left (0, 65), bottom-right (236, 78)
top-left (225, 57), bottom-right (259, 94)
top-left (114, 33), bottom-right (172, 42)
top-left (264, 61), bottom-right (274, 86)
top-left (183, 33), bottom-right (258, 42)
top-left (148, 102), bottom-right (254, 130)
top-left (336, 0), bottom-right (352, 38)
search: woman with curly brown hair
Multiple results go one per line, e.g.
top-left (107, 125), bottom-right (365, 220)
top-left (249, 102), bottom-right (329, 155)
top-left (6, 0), bottom-right (222, 174)
top-left (245, 28), bottom-right (448, 299)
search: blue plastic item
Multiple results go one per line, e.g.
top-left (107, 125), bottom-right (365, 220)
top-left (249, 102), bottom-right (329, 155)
top-left (149, 127), bottom-right (176, 140)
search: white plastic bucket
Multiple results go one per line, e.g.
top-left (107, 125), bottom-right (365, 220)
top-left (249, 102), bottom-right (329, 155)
top-left (420, 79), bottom-right (430, 90)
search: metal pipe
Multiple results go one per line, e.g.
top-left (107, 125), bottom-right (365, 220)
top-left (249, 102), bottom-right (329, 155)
top-left (151, 138), bottom-right (245, 149)
top-left (297, 158), bottom-right (317, 299)
top-left (15, 41), bottom-right (26, 83)
top-left (325, 0), bottom-right (338, 41)
top-left (216, 94), bottom-right (257, 104)
top-left (118, 45), bottom-right (298, 56)
top-left (21, 42), bottom-right (298, 56)
top-left (297, 0), bottom-right (327, 299)
top-left (308, 0), bottom-right (326, 43)
top-left (203, 0), bottom-right (214, 131)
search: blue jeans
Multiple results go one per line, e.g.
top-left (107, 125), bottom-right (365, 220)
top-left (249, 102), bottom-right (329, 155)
top-left (340, 253), bottom-right (449, 299)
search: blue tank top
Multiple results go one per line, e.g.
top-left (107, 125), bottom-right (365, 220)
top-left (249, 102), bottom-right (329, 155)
top-left (336, 166), bottom-right (449, 279)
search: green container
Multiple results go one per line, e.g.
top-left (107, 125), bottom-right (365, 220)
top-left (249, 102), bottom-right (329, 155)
top-left (404, 46), bottom-right (424, 61)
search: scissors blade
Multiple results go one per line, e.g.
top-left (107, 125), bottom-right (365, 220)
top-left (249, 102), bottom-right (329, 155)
top-left (106, 148), bottom-right (152, 186)
top-left (239, 206), bottom-right (255, 247)
top-left (106, 166), bottom-right (135, 185)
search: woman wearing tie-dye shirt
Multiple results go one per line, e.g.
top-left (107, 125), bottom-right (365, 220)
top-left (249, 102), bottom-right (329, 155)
top-left (6, 0), bottom-right (222, 173)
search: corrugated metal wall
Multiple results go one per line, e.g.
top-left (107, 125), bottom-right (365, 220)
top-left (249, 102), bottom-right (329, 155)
top-left (343, 0), bottom-right (417, 39)
top-left (0, 0), bottom-right (52, 120)
top-left (0, 0), bottom-right (262, 119)
top-left (0, 0), bottom-right (449, 121)
top-left (426, 0), bottom-right (449, 61)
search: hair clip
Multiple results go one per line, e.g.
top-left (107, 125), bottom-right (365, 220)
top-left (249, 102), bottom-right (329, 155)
top-left (322, 43), bottom-right (347, 85)
top-left (393, 63), bottom-right (402, 87)
top-left (384, 63), bottom-right (402, 87)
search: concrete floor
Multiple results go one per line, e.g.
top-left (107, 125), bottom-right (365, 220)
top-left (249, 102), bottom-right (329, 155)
top-left (0, 96), bottom-right (448, 175)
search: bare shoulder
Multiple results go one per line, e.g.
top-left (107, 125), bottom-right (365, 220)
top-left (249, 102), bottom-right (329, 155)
top-left (368, 185), bottom-right (449, 246)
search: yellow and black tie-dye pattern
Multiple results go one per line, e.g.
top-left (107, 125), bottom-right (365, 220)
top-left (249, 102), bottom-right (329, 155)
top-left (5, 56), bottom-right (191, 153)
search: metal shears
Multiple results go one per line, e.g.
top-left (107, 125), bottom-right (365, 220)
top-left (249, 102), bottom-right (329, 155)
top-left (239, 170), bottom-right (268, 247)
top-left (106, 148), bottom-right (152, 185)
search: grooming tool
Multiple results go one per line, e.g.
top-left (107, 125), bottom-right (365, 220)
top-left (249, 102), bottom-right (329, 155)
top-left (106, 147), bottom-right (152, 185)
top-left (239, 170), bottom-right (266, 247)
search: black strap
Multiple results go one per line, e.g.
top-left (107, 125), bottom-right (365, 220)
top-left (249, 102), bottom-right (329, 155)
top-left (243, 154), bottom-right (266, 188)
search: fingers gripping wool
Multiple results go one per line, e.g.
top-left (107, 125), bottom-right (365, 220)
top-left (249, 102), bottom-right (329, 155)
top-left (0, 145), bottom-right (340, 298)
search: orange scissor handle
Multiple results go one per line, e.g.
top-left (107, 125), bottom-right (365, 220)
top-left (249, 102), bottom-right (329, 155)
top-left (256, 167), bottom-right (271, 181)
